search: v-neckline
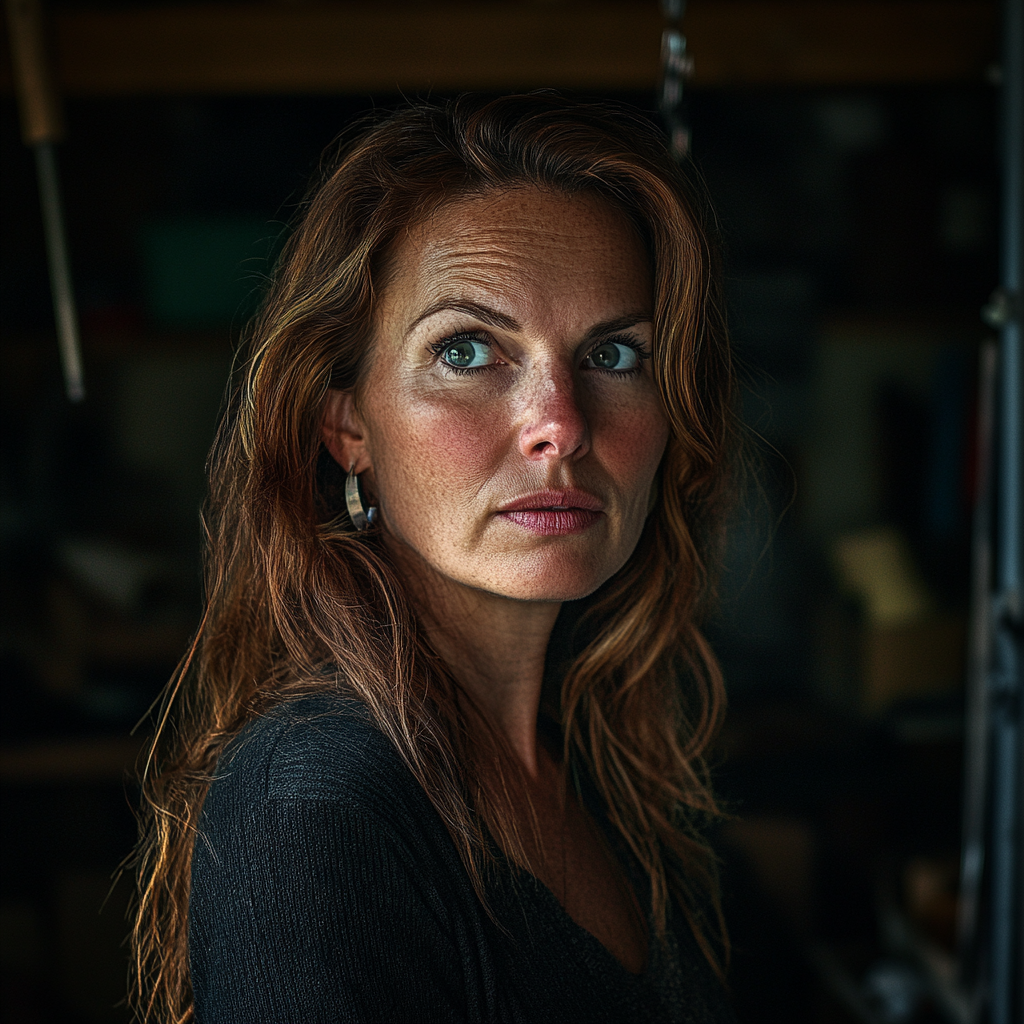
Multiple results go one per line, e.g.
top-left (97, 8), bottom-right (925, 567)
top-left (513, 859), bottom-right (654, 978)
top-left (497, 819), bottom-right (655, 978)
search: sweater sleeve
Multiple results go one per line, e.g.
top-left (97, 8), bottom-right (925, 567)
top-left (189, 795), bottom-right (469, 1024)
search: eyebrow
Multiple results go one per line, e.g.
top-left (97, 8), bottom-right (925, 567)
top-left (406, 300), bottom-right (520, 337)
top-left (581, 314), bottom-right (654, 343)
top-left (406, 300), bottom-right (652, 341)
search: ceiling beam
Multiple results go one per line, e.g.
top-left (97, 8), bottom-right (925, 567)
top-left (0, 1), bottom-right (999, 97)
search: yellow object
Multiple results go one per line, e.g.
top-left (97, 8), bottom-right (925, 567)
top-left (833, 527), bottom-right (934, 626)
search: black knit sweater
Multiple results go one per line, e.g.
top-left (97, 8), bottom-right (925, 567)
top-left (189, 693), bottom-right (734, 1023)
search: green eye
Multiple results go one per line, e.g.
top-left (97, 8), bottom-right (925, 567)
top-left (586, 342), bottom-right (640, 371)
top-left (442, 339), bottom-right (495, 368)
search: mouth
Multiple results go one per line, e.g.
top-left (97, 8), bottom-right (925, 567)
top-left (496, 489), bottom-right (604, 536)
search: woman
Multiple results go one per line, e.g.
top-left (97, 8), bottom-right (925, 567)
top-left (132, 93), bottom-right (736, 1023)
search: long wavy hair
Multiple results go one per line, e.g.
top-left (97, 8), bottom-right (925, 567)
top-left (130, 93), bottom-right (735, 1023)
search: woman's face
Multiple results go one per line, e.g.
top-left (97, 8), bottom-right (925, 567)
top-left (324, 186), bottom-right (670, 604)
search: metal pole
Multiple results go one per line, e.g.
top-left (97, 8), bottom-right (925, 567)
top-left (5, 0), bottom-right (85, 402)
top-left (957, 339), bottom-right (996, 991)
top-left (35, 142), bottom-right (84, 402)
top-left (986, 0), bottom-right (1023, 1020)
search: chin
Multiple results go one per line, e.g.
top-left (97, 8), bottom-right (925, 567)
top-left (477, 550), bottom-right (622, 603)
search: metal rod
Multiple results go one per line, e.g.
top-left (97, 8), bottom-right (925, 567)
top-left (34, 141), bottom-right (84, 402)
top-left (957, 340), bottom-right (997, 978)
top-left (987, 0), bottom-right (1023, 1019)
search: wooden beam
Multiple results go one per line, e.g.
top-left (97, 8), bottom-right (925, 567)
top-left (688, 1), bottom-right (997, 86)
top-left (0, 1), bottom-right (998, 96)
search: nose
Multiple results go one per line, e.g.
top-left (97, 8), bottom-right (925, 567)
top-left (516, 363), bottom-right (591, 462)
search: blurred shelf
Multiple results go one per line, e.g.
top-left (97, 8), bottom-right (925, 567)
top-left (0, 330), bottom-right (233, 359)
top-left (821, 308), bottom-right (991, 346)
top-left (0, 734), bottom-right (145, 784)
top-left (0, 1), bottom-right (999, 97)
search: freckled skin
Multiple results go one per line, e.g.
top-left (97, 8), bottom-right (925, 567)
top-left (348, 188), bottom-right (669, 604)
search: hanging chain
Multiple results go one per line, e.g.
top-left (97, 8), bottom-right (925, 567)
top-left (659, 0), bottom-right (693, 160)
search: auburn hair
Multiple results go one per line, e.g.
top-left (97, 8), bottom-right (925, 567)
top-left (130, 93), bottom-right (735, 1023)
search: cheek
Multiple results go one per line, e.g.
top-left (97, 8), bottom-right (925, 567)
top-left (593, 399), bottom-right (670, 490)
top-left (371, 388), bottom-right (507, 511)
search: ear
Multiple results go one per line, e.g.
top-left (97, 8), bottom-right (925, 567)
top-left (321, 390), bottom-right (372, 475)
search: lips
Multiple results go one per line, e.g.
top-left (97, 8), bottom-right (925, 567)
top-left (496, 489), bottom-right (604, 536)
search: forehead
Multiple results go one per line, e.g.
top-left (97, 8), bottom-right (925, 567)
top-left (418, 186), bottom-right (638, 250)
top-left (380, 187), bottom-right (651, 327)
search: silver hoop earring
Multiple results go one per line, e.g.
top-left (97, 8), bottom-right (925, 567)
top-left (345, 465), bottom-right (377, 531)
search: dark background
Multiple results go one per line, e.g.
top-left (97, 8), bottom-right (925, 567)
top-left (0, 4), bottom-right (1000, 1021)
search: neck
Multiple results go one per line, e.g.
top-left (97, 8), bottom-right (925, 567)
top-left (389, 541), bottom-right (560, 778)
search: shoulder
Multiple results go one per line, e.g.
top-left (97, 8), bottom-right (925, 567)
top-left (189, 696), bottom-right (486, 1022)
top-left (195, 690), bottom-right (461, 890)
top-left (208, 691), bottom-right (412, 809)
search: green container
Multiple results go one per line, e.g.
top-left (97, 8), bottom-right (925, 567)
top-left (141, 217), bottom-right (284, 329)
